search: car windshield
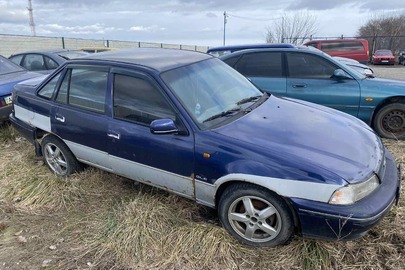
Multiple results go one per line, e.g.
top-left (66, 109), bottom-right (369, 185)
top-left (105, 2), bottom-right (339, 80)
top-left (375, 50), bottom-right (392, 56)
top-left (161, 58), bottom-right (263, 129)
top-left (0, 55), bottom-right (25, 75)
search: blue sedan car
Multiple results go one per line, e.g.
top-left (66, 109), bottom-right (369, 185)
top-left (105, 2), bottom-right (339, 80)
top-left (10, 49), bottom-right (401, 247)
top-left (0, 55), bottom-right (42, 123)
top-left (220, 46), bottom-right (405, 139)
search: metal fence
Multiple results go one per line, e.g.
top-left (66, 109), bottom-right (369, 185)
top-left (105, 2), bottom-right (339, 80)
top-left (0, 34), bottom-right (209, 57)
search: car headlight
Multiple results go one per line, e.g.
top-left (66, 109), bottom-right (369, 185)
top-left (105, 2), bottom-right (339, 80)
top-left (329, 175), bottom-right (379, 205)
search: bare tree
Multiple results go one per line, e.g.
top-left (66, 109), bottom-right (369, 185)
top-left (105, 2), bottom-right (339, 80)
top-left (265, 11), bottom-right (317, 45)
top-left (358, 13), bottom-right (405, 54)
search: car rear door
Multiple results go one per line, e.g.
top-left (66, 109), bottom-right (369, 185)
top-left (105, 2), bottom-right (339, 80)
top-left (224, 51), bottom-right (287, 96)
top-left (285, 52), bottom-right (361, 117)
top-left (50, 65), bottom-right (112, 171)
top-left (107, 68), bottom-right (195, 198)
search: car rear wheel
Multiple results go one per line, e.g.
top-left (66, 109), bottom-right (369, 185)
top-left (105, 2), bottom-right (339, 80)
top-left (373, 103), bottom-right (405, 139)
top-left (218, 183), bottom-right (294, 247)
top-left (41, 135), bottom-right (81, 177)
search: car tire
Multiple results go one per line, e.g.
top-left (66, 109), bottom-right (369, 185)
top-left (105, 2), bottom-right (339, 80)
top-left (41, 135), bottom-right (81, 177)
top-left (373, 103), bottom-right (405, 140)
top-left (218, 183), bottom-right (294, 247)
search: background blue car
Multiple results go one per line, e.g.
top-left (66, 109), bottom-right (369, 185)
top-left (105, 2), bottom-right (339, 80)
top-left (220, 46), bottom-right (405, 139)
top-left (10, 48), bottom-right (401, 247)
top-left (0, 55), bottom-right (42, 123)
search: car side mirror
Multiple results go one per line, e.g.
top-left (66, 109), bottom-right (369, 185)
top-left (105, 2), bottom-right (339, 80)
top-left (363, 69), bottom-right (374, 77)
top-left (333, 69), bottom-right (351, 79)
top-left (150, 119), bottom-right (179, 135)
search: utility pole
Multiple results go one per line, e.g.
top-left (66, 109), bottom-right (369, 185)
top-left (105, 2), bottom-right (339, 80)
top-left (223, 11), bottom-right (228, 46)
top-left (27, 0), bottom-right (36, 36)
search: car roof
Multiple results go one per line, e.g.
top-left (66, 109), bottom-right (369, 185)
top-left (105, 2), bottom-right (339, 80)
top-left (11, 49), bottom-right (85, 56)
top-left (75, 48), bottom-right (213, 72)
top-left (218, 46), bottom-right (316, 59)
top-left (207, 43), bottom-right (296, 53)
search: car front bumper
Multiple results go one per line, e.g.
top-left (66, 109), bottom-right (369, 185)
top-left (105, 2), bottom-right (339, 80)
top-left (290, 149), bottom-right (401, 241)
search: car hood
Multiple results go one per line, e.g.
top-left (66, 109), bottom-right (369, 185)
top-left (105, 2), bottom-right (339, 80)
top-left (0, 71), bottom-right (41, 95)
top-left (213, 95), bottom-right (383, 184)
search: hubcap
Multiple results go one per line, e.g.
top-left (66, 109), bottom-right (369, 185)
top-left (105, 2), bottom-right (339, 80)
top-left (228, 196), bottom-right (281, 243)
top-left (44, 143), bottom-right (68, 175)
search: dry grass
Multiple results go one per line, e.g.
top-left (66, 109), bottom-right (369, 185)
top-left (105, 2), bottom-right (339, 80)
top-left (0, 123), bottom-right (404, 269)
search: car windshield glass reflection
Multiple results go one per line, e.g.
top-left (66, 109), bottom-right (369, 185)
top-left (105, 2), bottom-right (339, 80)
top-left (161, 58), bottom-right (263, 129)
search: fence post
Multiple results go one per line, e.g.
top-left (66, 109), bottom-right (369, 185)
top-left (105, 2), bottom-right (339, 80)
top-left (61, 37), bottom-right (65, 49)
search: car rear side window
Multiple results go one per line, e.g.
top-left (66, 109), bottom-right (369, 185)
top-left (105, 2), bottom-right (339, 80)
top-left (44, 56), bottom-right (58, 70)
top-left (113, 74), bottom-right (175, 125)
top-left (55, 68), bottom-right (108, 113)
top-left (234, 52), bottom-right (283, 78)
top-left (321, 41), bottom-right (364, 52)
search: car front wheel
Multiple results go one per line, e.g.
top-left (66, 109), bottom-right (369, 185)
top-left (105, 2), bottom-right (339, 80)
top-left (373, 103), bottom-right (405, 139)
top-left (41, 135), bottom-right (81, 177)
top-left (218, 183), bottom-right (294, 247)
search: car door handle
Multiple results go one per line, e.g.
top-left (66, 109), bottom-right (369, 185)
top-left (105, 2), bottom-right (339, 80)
top-left (55, 115), bottom-right (65, 123)
top-left (107, 133), bottom-right (120, 140)
top-left (292, 84), bottom-right (307, 88)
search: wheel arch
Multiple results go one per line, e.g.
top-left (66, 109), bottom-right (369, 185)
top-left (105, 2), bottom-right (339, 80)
top-left (214, 180), bottom-right (301, 232)
top-left (371, 96), bottom-right (405, 129)
top-left (34, 129), bottom-right (66, 156)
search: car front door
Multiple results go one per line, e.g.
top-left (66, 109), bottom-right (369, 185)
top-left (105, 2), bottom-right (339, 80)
top-left (285, 52), bottom-right (361, 117)
top-left (107, 68), bottom-right (195, 198)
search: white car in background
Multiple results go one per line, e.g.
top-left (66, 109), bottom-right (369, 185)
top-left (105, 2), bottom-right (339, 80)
top-left (334, 56), bottom-right (373, 77)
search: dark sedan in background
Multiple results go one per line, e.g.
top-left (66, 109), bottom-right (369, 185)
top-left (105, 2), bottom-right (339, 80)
top-left (9, 49), bottom-right (88, 74)
top-left (0, 55), bottom-right (42, 123)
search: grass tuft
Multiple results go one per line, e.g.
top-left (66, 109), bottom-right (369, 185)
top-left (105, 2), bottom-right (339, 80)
top-left (0, 122), bottom-right (18, 143)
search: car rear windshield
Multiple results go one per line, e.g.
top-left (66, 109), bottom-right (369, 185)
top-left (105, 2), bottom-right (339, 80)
top-left (0, 55), bottom-right (25, 75)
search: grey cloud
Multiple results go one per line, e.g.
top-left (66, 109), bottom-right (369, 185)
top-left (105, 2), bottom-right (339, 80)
top-left (287, 0), bottom-right (405, 10)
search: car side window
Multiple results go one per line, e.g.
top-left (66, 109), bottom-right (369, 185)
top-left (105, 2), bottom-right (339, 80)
top-left (44, 56), bottom-right (58, 70)
top-left (60, 68), bottom-right (108, 113)
top-left (38, 73), bottom-right (62, 99)
top-left (9, 55), bottom-right (23, 65)
top-left (22, 54), bottom-right (45, 71)
top-left (113, 74), bottom-right (175, 126)
top-left (287, 53), bottom-right (337, 79)
top-left (234, 52), bottom-right (283, 78)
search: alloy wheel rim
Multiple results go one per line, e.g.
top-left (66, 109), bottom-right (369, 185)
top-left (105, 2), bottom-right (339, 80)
top-left (228, 196), bottom-right (281, 243)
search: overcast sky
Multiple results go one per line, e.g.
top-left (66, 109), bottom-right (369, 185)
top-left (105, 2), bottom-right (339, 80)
top-left (0, 0), bottom-right (404, 47)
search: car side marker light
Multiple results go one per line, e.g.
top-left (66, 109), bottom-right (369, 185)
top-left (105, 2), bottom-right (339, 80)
top-left (365, 97), bottom-right (373, 102)
top-left (203, 153), bottom-right (211, 159)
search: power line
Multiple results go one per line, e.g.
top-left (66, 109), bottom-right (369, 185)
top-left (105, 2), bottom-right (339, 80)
top-left (226, 13), bottom-right (282, 22)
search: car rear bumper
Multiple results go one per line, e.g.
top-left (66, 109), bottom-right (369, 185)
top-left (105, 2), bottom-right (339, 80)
top-left (9, 113), bottom-right (37, 144)
top-left (290, 149), bottom-right (401, 241)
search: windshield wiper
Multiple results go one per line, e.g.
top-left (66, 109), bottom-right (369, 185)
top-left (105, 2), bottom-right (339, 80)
top-left (203, 107), bottom-right (242, 123)
top-left (236, 95), bottom-right (261, 105)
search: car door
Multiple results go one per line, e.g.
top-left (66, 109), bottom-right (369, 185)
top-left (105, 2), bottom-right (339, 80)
top-left (225, 52), bottom-right (287, 96)
top-left (50, 65), bottom-right (112, 171)
top-left (286, 52), bottom-right (361, 117)
top-left (107, 68), bottom-right (195, 198)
